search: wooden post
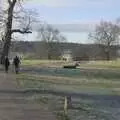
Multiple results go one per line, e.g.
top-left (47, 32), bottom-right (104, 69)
top-left (64, 96), bottom-right (68, 115)
top-left (64, 96), bottom-right (72, 113)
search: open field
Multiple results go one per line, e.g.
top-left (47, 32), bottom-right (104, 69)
top-left (17, 68), bottom-right (120, 95)
top-left (80, 60), bottom-right (120, 69)
top-left (22, 60), bottom-right (67, 68)
top-left (15, 59), bottom-right (120, 120)
top-left (23, 59), bottom-right (120, 69)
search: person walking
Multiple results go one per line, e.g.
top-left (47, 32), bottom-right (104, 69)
top-left (13, 56), bottom-right (20, 74)
top-left (4, 56), bottom-right (10, 73)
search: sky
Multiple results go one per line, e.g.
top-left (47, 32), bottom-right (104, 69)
top-left (18, 0), bottom-right (120, 43)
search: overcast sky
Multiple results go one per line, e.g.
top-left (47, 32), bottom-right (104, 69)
top-left (22, 0), bottom-right (120, 43)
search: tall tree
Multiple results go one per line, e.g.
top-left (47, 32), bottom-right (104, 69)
top-left (37, 23), bottom-right (66, 59)
top-left (0, 0), bottom-right (33, 63)
top-left (89, 20), bottom-right (120, 60)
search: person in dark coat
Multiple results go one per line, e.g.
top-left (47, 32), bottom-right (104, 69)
top-left (13, 56), bottom-right (20, 74)
top-left (4, 56), bottom-right (10, 73)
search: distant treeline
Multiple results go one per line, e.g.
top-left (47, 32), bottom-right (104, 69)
top-left (7, 41), bottom-right (120, 60)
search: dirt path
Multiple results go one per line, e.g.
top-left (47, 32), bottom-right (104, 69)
top-left (0, 72), bottom-right (56, 120)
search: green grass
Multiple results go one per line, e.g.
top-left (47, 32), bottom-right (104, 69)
top-left (18, 60), bottom-right (120, 120)
top-left (80, 60), bottom-right (120, 69)
top-left (17, 70), bottom-right (120, 95)
top-left (22, 60), bottom-right (67, 67)
top-left (23, 60), bottom-right (53, 65)
top-left (17, 59), bottom-right (120, 95)
top-left (22, 59), bottom-right (120, 69)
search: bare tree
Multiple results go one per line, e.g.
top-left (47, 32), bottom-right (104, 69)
top-left (37, 23), bottom-right (66, 59)
top-left (0, 0), bottom-right (34, 63)
top-left (89, 20), bottom-right (120, 60)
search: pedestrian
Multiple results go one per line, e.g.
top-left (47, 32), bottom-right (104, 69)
top-left (13, 56), bottom-right (20, 74)
top-left (4, 56), bottom-right (10, 73)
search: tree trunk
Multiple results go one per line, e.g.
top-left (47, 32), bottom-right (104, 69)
top-left (1, 37), bottom-right (11, 64)
top-left (48, 53), bottom-right (52, 60)
top-left (106, 51), bottom-right (110, 61)
top-left (1, 0), bottom-right (16, 64)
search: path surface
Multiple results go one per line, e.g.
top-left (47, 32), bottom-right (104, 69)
top-left (0, 72), bottom-right (56, 120)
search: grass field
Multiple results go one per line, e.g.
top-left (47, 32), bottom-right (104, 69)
top-left (21, 59), bottom-right (120, 95)
top-left (23, 59), bottom-right (120, 69)
top-left (22, 60), bottom-right (67, 68)
top-left (17, 59), bottom-right (120, 120)
top-left (17, 67), bottom-right (120, 95)
top-left (80, 59), bottom-right (120, 69)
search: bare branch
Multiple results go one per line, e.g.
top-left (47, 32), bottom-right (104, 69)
top-left (89, 20), bottom-right (120, 60)
top-left (0, 0), bottom-right (37, 58)
top-left (11, 29), bottom-right (32, 34)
